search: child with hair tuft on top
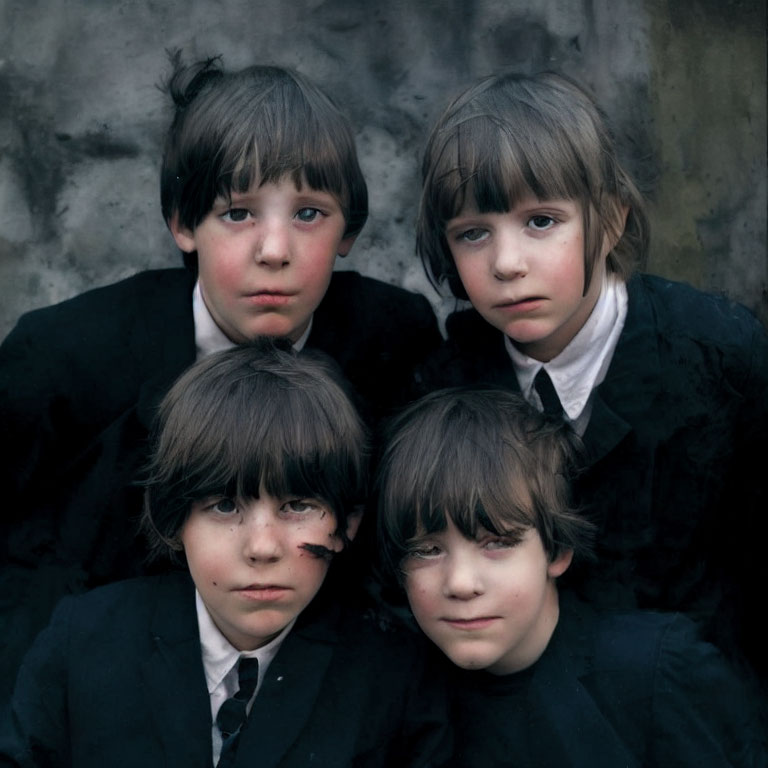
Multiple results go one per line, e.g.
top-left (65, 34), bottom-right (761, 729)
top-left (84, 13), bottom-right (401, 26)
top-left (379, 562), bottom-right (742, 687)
top-left (414, 71), bottom-right (768, 687)
top-left (0, 342), bottom-right (450, 768)
top-left (376, 387), bottom-right (766, 766)
top-left (0, 55), bottom-right (440, 699)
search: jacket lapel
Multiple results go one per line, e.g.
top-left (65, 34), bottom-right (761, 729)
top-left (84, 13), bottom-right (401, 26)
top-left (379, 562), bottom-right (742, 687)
top-left (140, 573), bottom-right (213, 768)
top-left (527, 620), bottom-right (641, 768)
top-left (583, 275), bottom-right (662, 465)
top-left (233, 602), bottom-right (340, 768)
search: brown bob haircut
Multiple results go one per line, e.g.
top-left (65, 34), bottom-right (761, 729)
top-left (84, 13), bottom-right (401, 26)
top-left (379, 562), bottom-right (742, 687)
top-left (160, 55), bottom-right (368, 268)
top-left (417, 71), bottom-right (649, 299)
top-left (142, 340), bottom-right (367, 560)
top-left (376, 388), bottom-right (593, 582)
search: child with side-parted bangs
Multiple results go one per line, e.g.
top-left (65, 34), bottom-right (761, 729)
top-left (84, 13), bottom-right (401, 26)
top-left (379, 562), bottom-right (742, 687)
top-left (0, 343), bottom-right (449, 768)
top-left (0, 55), bottom-right (440, 700)
top-left (414, 71), bottom-right (768, 688)
top-left (376, 388), bottom-right (766, 767)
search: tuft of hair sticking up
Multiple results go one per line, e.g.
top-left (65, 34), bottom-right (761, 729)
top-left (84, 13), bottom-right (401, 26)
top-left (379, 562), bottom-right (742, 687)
top-left (159, 53), bottom-right (368, 269)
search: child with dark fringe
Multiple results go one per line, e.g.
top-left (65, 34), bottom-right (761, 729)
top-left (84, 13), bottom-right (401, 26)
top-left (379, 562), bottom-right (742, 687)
top-left (376, 387), bottom-right (766, 766)
top-left (1, 342), bottom-right (450, 768)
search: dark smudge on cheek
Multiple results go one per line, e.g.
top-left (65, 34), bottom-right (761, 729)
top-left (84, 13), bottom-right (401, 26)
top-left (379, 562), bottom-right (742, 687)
top-left (299, 542), bottom-right (336, 561)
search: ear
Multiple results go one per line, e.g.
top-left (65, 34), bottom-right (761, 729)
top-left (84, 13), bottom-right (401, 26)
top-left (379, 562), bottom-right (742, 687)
top-left (602, 201), bottom-right (630, 255)
top-left (547, 548), bottom-right (573, 579)
top-left (344, 506), bottom-right (364, 542)
top-left (337, 233), bottom-right (358, 258)
top-left (169, 213), bottom-right (197, 253)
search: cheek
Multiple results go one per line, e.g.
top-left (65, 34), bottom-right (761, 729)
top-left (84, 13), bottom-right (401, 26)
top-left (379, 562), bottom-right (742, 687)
top-left (199, 255), bottom-right (244, 295)
top-left (453, 258), bottom-right (485, 301)
top-left (296, 248), bottom-right (336, 291)
top-left (181, 524), bottom-right (230, 581)
top-left (404, 574), bottom-right (437, 616)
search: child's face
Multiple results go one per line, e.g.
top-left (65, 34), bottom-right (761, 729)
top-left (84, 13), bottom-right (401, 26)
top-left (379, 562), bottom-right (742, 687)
top-left (172, 177), bottom-right (356, 343)
top-left (402, 519), bottom-right (571, 675)
top-left (445, 197), bottom-right (605, 362)
top-left (181, 487), bottom-right (356, 651)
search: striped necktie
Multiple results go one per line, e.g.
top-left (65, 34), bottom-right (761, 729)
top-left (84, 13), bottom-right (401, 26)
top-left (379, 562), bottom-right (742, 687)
top-left (216, 657), bottom-right (260, 767)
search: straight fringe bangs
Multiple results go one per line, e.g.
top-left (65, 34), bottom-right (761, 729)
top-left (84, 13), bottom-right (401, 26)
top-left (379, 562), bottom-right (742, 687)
top-left (143, 345), bottom-right (367, 559)
top-left (161, 62), bottom-right (368, 240)
top-left (417, 72), bottom-right (649, 299)
top-left (377, 389), bottom-right (593, 582)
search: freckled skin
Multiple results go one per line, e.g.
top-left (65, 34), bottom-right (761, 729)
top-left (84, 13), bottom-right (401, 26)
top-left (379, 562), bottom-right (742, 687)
top-left (181, 489), bottom-right (358, 651)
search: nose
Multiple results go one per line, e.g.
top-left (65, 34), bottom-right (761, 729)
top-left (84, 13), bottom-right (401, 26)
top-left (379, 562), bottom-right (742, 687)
top-left (491, 228), bottom-right (527, 280)
top-left (242, 514), bottom-right (282, 563)
top-left (256, 219), bottom-right (290, 268)
top-left (442, 551), bottom-right (483, 600)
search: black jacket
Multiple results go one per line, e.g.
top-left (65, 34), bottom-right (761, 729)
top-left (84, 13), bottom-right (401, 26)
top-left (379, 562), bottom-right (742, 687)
top-left (0, 572), bottom-right (450, 768)
top-left (0, 268), bottom-right (440, 698)
top-left (417, 274), bottom-right (768, 679)
top-left (451, 594), bottom-right (766, 767)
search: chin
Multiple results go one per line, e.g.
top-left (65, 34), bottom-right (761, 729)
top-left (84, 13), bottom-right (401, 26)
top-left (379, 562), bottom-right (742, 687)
top-left (444, 650), bottom-right (494, 672)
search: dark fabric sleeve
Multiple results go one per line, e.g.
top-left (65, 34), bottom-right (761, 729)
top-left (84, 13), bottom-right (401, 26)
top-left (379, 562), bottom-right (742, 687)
top-left (0, 598), bottom-right (74, 768)
top-left (650, 613), bottom-right (767, 766)
top-left (393, 646), bottom-right (452, 768)
top-left (0, 312), bottom-right (67, 516)
top-left (715, 312), bottom-right (768, 682)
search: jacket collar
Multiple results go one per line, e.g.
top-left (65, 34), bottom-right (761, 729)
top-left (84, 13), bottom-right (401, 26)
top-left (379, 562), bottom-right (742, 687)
top-left (583, 274), bottom-right (662, 464)
top-left (140, 572), bottom-right (214, 767)
top-left (232, 594), bottom-right (342, 768)
top-left (447, 275), bottom-right (662, 465)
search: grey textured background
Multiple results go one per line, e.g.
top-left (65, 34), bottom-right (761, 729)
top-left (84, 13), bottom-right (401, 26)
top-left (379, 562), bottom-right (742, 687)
top-left (1, 0), bottom-right (765, 340)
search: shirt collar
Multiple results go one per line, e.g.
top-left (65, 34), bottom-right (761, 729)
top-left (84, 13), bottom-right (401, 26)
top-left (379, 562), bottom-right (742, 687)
top-left (192, 279), bottom-right (312, 360)
top-left (506, 272), bottom-right (628, 422)
top-left (195, 589), bottom-right (295, 694)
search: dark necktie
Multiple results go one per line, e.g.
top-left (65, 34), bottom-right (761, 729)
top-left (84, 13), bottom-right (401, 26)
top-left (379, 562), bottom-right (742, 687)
top-left (534, 368), bottom-right (564, 419)
top-left (216, 657), bottom-right (260, 767)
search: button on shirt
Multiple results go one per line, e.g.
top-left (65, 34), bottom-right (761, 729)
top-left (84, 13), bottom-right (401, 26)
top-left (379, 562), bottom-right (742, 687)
top-left (195, 590), bottom-right (295, 765)
top-left (193, 280), bottom-right (312, 360)
top-left (506, 273), bottom-right (628, 436)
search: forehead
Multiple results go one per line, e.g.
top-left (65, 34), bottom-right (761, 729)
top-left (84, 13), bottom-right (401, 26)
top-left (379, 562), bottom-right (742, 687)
top-left (429, 112), bottom-right (589, 222)
top-left (447, 195), bottom-right (583, 220)
top-left (219, 173), bottom-right (340, 201)
top-left (412, 518), bottom-right (530, 540)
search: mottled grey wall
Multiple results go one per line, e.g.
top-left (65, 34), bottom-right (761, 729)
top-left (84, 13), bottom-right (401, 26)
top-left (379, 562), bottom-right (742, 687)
top-left (1, 0), bottom-right (765, 340)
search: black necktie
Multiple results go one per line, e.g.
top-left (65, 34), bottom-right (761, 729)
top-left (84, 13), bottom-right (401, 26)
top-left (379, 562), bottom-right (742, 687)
top-left (216, 657), bottom-right (260, 767)
top-left (534, 368), bottom-right (564, 419)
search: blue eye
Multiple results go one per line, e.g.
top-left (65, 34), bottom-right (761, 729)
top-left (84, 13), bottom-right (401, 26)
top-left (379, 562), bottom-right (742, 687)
top-left (296, 208), bottom-right (321, 223)
top-left (458, 228), bottom-right (488, 243)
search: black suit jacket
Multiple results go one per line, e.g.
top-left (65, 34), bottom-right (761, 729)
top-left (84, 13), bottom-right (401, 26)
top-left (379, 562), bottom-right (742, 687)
top-left (0, 572), bottom-right (450, 768)
top-left (0, 268), bottom-right (440, 697)
top-left (450, 595), bottom-right (766, 767)
top-left (418, 274), bottom-right (768, 677)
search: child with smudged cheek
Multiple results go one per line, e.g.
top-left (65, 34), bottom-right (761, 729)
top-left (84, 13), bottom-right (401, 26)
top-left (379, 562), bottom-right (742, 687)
top-left (1, 341), bottom-right (451, 768)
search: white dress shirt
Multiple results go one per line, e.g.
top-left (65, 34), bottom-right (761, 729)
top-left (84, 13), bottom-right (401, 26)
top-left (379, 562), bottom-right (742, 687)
top-left (195, 590), bottom-right (295, 765)
top-left (506, 272), bottom-right (628, 436)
